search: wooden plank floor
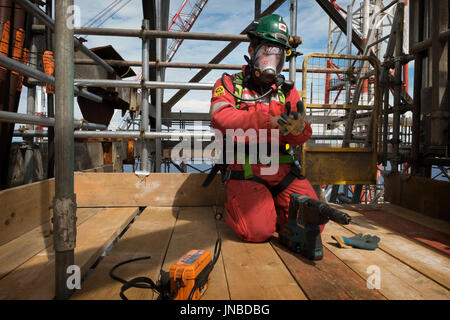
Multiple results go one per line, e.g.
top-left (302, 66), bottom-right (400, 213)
top-left (71, 204), bottom-right (450, 300)
top-left (1, 202), bottom-right (448, 300)
top-left (0, 207), bottom-right (139, 300)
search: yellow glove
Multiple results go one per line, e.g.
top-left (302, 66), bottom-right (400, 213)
top-left (277, 100), bottom-right (306, 136)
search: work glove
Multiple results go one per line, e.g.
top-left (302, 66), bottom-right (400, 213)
top-left (332, 233), bottom-right (381, 250)
top-left (277, 100), bottom-right (306, 136)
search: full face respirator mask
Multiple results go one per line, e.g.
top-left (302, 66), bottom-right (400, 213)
top-left (252, 43), bottom-right (286, 85)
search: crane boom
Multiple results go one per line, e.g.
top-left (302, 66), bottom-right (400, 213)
top-left (166, 0), bottom-right (208, 62)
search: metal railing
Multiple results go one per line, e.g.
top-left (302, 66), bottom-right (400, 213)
top-left (0, 111), bottom-right (107, 130)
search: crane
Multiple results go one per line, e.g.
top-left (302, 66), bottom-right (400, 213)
top-left (166, 0), bottom-right (209, 62)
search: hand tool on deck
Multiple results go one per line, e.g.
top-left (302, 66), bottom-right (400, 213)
top-left (109, 238), bottom-right (222, 300)
top-left (278, 193), bottom-right (352, 260)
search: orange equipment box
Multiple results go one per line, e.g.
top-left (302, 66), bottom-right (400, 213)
top-left (169, 249), bottom-right (212, 300)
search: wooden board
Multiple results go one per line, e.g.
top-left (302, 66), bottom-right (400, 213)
top-left (71, 207), bottom-right (179, 300)
top-left (321, 221), bottom-right (450, 300)
top-left (379, 203), bottom-right (450, 236)
top-left (270, 236), bottom-right (386, 300)
top-left (0, 207), bottom-right (104, 280)
top-left (331, 204), bottom-right (450, 290)
top-left (0, 179), bottom-right (54, 246)
top-left (341, 204), bottom-right (450, 256)
top-left (74, 173), bottom-right (226, 207)
top-left (161, 207), bottom-right (230, 300)
top-left (0, 207), bottom-right (138, 300)
top-left (216, 218), bottom-right (307, 300)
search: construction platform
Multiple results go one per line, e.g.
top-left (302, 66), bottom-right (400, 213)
top-left (0, 172), bottom-right (449, 300)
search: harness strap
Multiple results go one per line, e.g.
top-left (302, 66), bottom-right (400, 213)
top-left (227, 164), bottom-right (305, 197)
top-left (202, 163), bottom-right (224, 187)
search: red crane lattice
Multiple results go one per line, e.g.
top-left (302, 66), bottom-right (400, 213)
top-left (166, 0), bottom-right (208, 62)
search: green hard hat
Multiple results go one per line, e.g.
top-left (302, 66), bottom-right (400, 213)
top-left (247, 14), bottom-right (290, 48)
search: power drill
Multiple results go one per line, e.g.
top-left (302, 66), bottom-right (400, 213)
top-left (278, 193), bottom-right (352, 260)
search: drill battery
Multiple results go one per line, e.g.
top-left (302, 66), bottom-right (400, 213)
top-left (170, 249), bottom-right (212, 300)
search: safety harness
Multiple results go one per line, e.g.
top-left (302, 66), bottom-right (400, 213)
top-left (203, 71), bottom-right (305, 197)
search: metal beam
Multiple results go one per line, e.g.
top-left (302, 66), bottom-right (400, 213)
top-left (289, 0), bottom-right (298, 82)
top-left (74, 27), bottom-right (250, 42)
top-left (315, 0), bottom-right (365, 52)
top-left (53, 0), bottom-right (76, 300)
top-left (0, 110), bottom-right (107, 130)
top-left (430, 0), bottom-right (449, 146)
top-left (410, 29), bottom-right (450, 54)
top-left (12, 129), bottom-right (215, 140)
top-left (13, 129), bottom-right (367, 142)
top-left (140, 19), bottom-right (150, 172)
top-left (73, 79), bottom-right (214, 90)
top-left (70, 130), bottom-right (215, 139)
top-left (255, 0), bottom-right (261, 20)
top-left (74, 59), bottom-right (345, 74)
top-left (155, 1), bottom-right (163, 172)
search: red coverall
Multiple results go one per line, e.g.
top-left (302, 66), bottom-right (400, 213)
top-left (210, 67), bottom-right (321, 243)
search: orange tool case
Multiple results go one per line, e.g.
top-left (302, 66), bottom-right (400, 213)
top-left (169, 249), bottom-right (212, 300)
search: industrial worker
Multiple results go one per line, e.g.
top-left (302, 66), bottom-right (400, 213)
top-left (206, 14), bottom-right (321, 243)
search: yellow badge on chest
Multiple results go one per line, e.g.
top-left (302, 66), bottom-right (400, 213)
top-left (214, 86), bottom-right (225, 96)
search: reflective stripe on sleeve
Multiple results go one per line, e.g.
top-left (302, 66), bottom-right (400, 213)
top-left (210, 101), bottom-right (235, 115)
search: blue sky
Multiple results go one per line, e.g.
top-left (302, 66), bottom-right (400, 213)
top-left (16, 0), bottom-right (414, 126)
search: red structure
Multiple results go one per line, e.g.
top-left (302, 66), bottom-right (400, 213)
top-left (166, 0), bottom-right (208, 62)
